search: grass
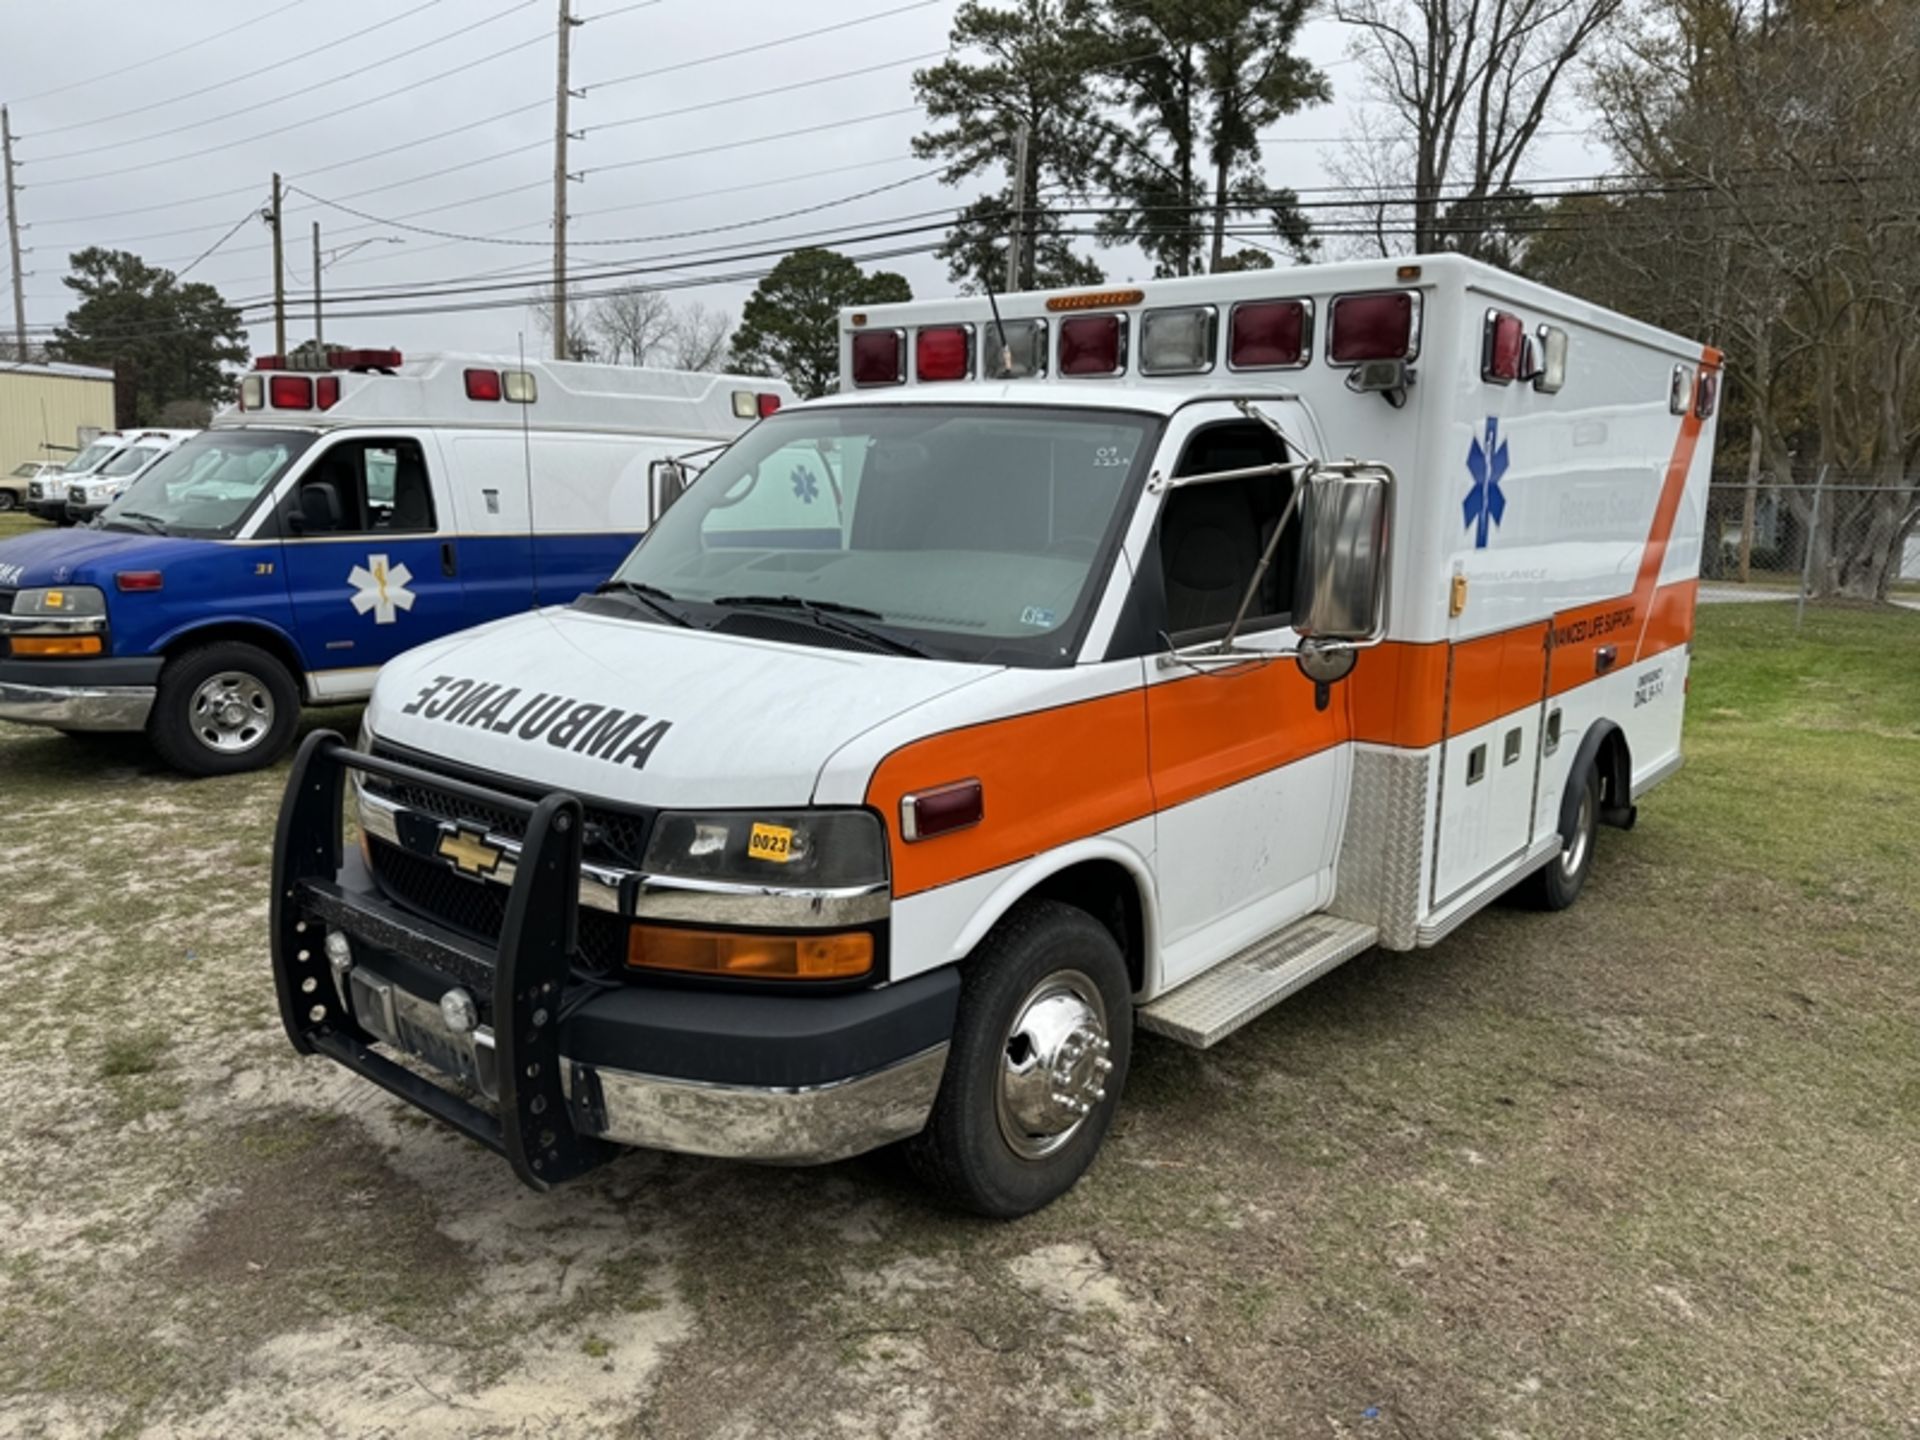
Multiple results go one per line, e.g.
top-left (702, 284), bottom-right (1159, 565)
top-left (0, 509), bottom-right (46, 540)
top-left (0, 601), bottom-right (1916, 1438)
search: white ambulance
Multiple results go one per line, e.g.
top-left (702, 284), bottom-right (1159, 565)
top-left (0, 350), bottom-right (792, 775)
top-left (269, 256), bottom-right (1722, 1217)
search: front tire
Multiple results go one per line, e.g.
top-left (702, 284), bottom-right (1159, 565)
top-left (0, 490), bottom-right (17, 512)
top-left (148, 642), bottom-right (300, 777)
top-left (1523, 761), bottom-right (1600, 910)
top-left (905, 899), bottom-right (1133, 1218)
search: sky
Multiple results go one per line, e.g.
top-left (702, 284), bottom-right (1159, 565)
top-left (0, 0), bottom-right (1612, 363)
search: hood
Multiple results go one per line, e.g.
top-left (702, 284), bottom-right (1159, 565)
top-left (367, 605), bottom-right (997, 808)
top-left (0, 527), bottom-right (212, 591)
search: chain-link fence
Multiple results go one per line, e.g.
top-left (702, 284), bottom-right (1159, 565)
top-left (1704, 477), bottom-right (1920, 601)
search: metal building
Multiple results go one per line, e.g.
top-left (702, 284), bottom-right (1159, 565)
top-left (1, 360), bottom-right (116, 468)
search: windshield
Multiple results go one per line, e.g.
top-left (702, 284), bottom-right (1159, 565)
top-left (100, 445), bottom-right (160, 478)
top-left (103, 429), bottom-right (315, 536)
top-left (62, 440), bottom-right (120, 474)
top-left (11, 463), bottom-right (39, 478)
top-left (610, 404), bottom-right (1161, 665)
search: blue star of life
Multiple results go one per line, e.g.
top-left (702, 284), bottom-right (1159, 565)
top-left (791, 466), bottom-right (820, 504)
top-left (1463, 417), bottom-right (1510, 548)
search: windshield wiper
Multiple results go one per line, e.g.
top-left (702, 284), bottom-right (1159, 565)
top-left (105, 511), bottom-right (168, 535)
top-left (711, 593), bottom-right (935, 658)
top-left (594, 579), bottom-right (696, 628)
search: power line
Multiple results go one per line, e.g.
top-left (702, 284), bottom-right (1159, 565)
top-left (4, 2), bottom-right (308, 106)
top-left (580, 0), bottom-right (945, 92)
top-left (27, 2), bottom-right (543, 169)
top-left (176, 204), bottom-right (269, 279)
top-left (21, 0), bottom-right (458, 140)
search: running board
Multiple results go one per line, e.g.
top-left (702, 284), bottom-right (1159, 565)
top-left (1138, 914), bottom-right (1378, 1049)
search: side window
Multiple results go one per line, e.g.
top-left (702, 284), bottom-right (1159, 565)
top-left (290, 438), bottom-right (436, 535)
top-left (1156, 421), bottom-right (1296, 641)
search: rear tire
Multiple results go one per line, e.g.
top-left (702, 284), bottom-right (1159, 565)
top-left (0, 490), bottom-right (17, 512)
top-left (148, 642), bottom-right (300, 777)
top-left (1523, 761), bottom-right (1600, 910)
top-left (905, 899), bottom-right (1133, 1218)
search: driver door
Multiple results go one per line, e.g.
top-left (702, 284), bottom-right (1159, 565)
top-left (1141, 406), bottom-right (1351, 987)
top-left (279, 434), bottom-right (464, 686)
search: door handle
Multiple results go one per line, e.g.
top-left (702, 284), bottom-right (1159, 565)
top-left (441, 541), bottom-right (458, 578)
top-left (1595, 644), bottom-right (1618, 674)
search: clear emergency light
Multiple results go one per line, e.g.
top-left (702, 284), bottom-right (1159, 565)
top-left (1058, 314), bottom-right (1127, 376)
top-left (1534, 325), bottom-right (1568, 394)
top-left (1227, 299), bottom-right (1310, 370)
top-left (1139, 306), bottom-right (1217, 376)
top-left (850, 328), bottom-right (906, 387)
top-left (981, 318), bottom-right (1047, 379)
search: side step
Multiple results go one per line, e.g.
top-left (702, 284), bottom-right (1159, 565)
top-left (1138, 914), bottom-right (1378, 1049)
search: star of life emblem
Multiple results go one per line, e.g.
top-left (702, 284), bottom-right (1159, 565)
top-left (348, 553), bottom-right (416, 625)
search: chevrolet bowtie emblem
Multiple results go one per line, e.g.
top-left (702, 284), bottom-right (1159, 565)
top-left (437, 826), bottom-right (504, 877)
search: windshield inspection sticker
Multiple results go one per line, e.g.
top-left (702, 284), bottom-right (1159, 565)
top-left (348, 554), bottom-right (416, 624)
top-left (1019, 606), bottom-right (1057, 628)
top-left (401, 673), bottom-right (673, 771)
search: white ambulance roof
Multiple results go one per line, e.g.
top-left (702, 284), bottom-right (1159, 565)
top-left (797, 383), bottom-right (1296, 419)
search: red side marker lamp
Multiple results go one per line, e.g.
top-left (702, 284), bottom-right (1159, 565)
top-left (901, 779), bottom-right (984, 842)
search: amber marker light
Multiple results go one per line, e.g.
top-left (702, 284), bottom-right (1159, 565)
top-left (626, 925), bottom-right (873, 980)
top-left (1046, 288), bottom-right (1146, 313)
top-left (12, 635), bottom-right (104, 656)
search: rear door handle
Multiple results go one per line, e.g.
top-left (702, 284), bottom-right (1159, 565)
top-left (441, 541), bottom-right (458, 578)
top-left (1595, 644), bottom-right (1618, 674)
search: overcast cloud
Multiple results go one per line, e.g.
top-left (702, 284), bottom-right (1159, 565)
top-left (1, 0), bottom-right (1609, 362)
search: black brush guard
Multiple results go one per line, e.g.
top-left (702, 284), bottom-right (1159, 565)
top-left (270, 730), bottom-right (617, 1189)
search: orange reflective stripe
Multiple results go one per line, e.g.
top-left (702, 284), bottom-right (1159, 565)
top-left (866, 688), bottom-right (1154, 899)
top-left (1630, 349), bottom-right (1714, 661)
top-left (1348, 640), bottom-right (1449, 748)
top-left (1144, 658), bottom-right (1347, 810)
top-left (1445, 621), bottom-right (1549, 737)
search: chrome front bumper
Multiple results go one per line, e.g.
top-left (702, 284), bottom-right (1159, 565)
top-left (0, 680), bottom-right (154, 731)
top-left (341, 951), bottom-right (947, 1167)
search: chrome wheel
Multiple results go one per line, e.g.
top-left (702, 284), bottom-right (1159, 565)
top-left (1562, 780), bottom-right (1595, 880)
top-left (995, 968), bottom-right (1113, 1160)
top-left (189, 671), bottom-right (275, 754)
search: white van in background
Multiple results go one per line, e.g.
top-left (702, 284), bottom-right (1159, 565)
top-left (66, 429), bottom-right (199, 523)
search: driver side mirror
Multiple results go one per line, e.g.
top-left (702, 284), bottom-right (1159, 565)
top-left (648, 459), bottom-right (691, 523)
top-left (1293, 465), bottom-right (1392, 643)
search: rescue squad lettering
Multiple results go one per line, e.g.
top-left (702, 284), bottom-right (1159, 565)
top-left (400, 674), bottom-right (672, 770)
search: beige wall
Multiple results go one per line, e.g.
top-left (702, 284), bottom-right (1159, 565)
top-left (1, 370), bottom-right (117, 466)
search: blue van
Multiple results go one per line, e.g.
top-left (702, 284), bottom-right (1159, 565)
top-left (0, 351), bottom-right (792, 775)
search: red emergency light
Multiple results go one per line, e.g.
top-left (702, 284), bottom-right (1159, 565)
top-left (915, 325), bottom-right (972, 382)
top-left (1329, 291), bottom-right (1417, 363)
top-left (1694, 369), bottom-right (1719, 420)
top-left (1228, 299), bottom-right (1309, 369)
top-left (1058, 314), bottom-right (1125, 376)
top-left (316, 376), bottom-right (341, 411)
top-left (252, 356), bottom-right (286, 371)
top-left (851, 329), bottom-right (905, 386)
top-left (757, 392), bottom-right (782, 417)
top-left (330, 348), bottom-right (403, 372)
top-left (1481, 309), bottom-right (1525, 384)
top-left (465, 368), bottom-right (503, 402)
top-left (269, 375), bottom-right (312, 409)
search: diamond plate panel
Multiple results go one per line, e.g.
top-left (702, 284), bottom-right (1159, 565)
top-left (1330, 747), bottom-right (1431, 951)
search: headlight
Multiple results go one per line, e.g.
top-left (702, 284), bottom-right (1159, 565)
top-left (13, 586), bottom-right (107, 617)
top-left (641, 809), bottom-right (887, 889)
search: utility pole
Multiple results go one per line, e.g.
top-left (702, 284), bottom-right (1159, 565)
top-left (268, 172), bottom-right (286, 358)
top-left (552, 0), bottom-right (580, 361)
top-left (312, 221), bottom-right (323, 351)
top-left (3, 106), bottom-right (27, 363)
top-left (1004, 120), bottom-right (1031, 293)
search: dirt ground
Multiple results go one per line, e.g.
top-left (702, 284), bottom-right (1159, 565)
top-left (1, 602), bottom-right (1916, 1439)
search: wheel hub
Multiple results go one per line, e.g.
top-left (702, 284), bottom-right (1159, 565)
top-left (190, 672), bottom-right (274, 754)
top-left (996, 971), bottom-right (1113, 1160)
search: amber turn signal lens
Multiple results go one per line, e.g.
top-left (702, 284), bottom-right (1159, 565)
top-left (626, 925), bottom-right (873, 980)
top-left (11, 635), bottom-right (103, 656)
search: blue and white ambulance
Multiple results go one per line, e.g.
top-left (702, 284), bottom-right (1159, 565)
top-left (0, 349), bottom-right (792, 775)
